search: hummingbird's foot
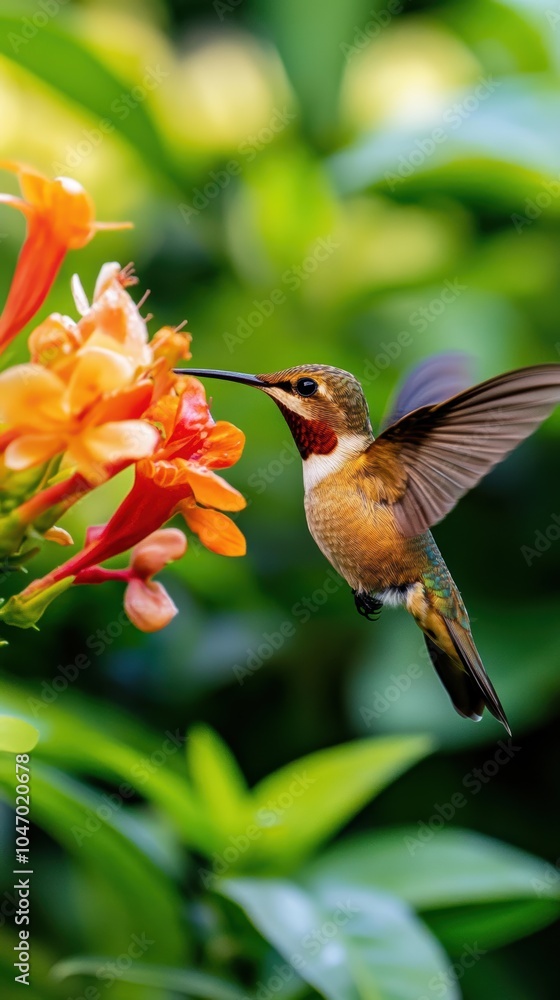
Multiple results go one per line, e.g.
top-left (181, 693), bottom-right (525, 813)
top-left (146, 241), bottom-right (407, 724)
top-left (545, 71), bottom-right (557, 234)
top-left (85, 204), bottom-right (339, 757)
top-left (352, 590), bottom-right (383, 621)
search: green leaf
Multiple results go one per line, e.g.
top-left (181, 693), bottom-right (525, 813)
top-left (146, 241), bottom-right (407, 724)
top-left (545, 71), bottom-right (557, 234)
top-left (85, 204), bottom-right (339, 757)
top-left (0, 679), bottom-right (216, 852)
top-left (0, 12), bottom-right (177, 186)
top-left (426, 899), bottom-right (560, 954)
top-left (52, 958), bottom-right (245, 1000)
top-left (329, 80), bottom-right (560, 207)
top-left (304, 827), bottom-right (560, 950)
top-left (0, 715), bottom-right (39, 753)
top-left (219, 877), bottom-right (459, 1000)
top-left (0, 758), bottom-right (185, 960)
top-left (249, 735), bottom-right (433, 866)
top-left (260, 0), bottom-right (372, 141)
top-left (187, 724), bottom-right (250, 839)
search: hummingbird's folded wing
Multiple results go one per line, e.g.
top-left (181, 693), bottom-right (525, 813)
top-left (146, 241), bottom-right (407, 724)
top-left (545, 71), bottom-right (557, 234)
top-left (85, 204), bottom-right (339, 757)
top-left (370, 364), bottom-right (560, 537)
top-left (381, 352), bottom-right (473, 429)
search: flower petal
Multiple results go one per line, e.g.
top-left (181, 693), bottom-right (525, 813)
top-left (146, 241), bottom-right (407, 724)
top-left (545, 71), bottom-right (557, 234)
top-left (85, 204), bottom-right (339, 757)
top-left (4, 434), bottom-right (66, 470)
top-left (68, 420), bottom-right (160, 483)
top-left (0, 364), bottom-right (65, 427)
top-left (181, 504), bottom-right (246, 556)
top-left (66, 346), bottom-right (135, 415)
top-left (44, 525), bottom-right (74, 546)
top-left (131, 527), bottom-right (187, 578)
top-left (182, 464), bottom-right (246, 511)
top-left (124, 577), bottom-right (178, 632)
top-left (164, 380), bottom-right (213, 454)
top-left (89, 381), bottom-right (153, 426)
top-left (78, 269), bottom-right (150, 368)
top-left (28, 314), bottom-right (81, 370)
top-left (0, 164), bottom-right (131, 351)
top-left (49, 176), bottom-right (97, 249)
top-left (198, 421), bottom-right (246, 469)
top-left (151, 326), bottom-right (192, 366)
top-left (0, 218), bottom-right (66, 351)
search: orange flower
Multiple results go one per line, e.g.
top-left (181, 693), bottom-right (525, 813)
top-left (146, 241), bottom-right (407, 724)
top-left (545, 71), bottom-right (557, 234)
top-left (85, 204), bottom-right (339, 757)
top-left (0, 262), bottom-right (192, 485)
top-left (0, 356), bottom-right (159, 484)
top-left (0, 162), bottom-right (131, 352)
top-left (24, 377), bottom-right (247, 595)
top-left (76, 528), bottom-right (187, 632)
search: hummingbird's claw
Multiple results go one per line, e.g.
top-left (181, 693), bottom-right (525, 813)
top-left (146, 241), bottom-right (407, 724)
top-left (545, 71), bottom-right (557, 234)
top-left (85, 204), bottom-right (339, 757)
top-left (352, 589), bottom-right (383, 621)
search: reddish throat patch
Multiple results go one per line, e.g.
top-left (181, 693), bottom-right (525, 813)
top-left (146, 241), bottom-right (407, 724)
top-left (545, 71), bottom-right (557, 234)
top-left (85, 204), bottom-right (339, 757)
top-left (276, 403), bottom-right (338, 459)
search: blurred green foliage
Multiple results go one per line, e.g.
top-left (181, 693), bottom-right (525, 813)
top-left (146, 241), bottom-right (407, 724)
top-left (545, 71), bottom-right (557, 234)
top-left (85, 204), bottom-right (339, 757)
top-left (1, 0), bottom-right (560, 997)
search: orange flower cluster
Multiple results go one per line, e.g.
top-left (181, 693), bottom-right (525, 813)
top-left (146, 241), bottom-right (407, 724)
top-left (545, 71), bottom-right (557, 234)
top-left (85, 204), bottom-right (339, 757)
top-left (0, 163), bottom-right (246, 634)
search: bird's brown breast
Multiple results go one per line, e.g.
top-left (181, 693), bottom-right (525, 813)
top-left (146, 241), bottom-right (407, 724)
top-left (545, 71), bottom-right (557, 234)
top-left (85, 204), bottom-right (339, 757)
top-left (303, 457), bottom-right (420, 592)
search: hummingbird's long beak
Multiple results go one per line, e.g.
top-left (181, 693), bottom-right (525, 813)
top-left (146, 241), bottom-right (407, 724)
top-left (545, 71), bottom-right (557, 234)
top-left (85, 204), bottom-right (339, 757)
top-left (173, 368), bottom-right (267, 388)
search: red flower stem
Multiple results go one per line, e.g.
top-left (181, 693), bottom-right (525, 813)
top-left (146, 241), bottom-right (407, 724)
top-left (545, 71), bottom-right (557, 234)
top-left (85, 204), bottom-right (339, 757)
top-left (74, 566), bottom-right (129, 585)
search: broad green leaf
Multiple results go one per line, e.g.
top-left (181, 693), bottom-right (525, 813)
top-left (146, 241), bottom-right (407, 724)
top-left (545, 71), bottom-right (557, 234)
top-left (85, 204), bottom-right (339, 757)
top-left (0, 13), bottom-right (177, 187)
top-left (248, 735), bottom-right (433, 866)
top-left (0, 759), bottom-right (185, 960)
top-left (52, 958), bottom-right (245, 1000)
top-left (304, 828), bottom-right (560, 949)
top-left (260, 0), bottom-right (372, 140)
top-left (220, 877), bottom-right (459, 1000)
top-left (426, 899), bottom-right (560, 953)
top-left (330, 80), bottom-right (560, 206)
top-left (442, 0), bottom-right (552, 75)
top-left (187, 724), bottom-right (250, 838)
top-left (0, 715), bottom-right (39, 753)
top-left (0, 679), bottom-right (216, 851)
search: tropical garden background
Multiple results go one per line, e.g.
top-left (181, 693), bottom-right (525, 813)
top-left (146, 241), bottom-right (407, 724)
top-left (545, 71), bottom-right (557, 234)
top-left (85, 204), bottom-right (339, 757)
top-left (1, 0), bottom-right (560, 997)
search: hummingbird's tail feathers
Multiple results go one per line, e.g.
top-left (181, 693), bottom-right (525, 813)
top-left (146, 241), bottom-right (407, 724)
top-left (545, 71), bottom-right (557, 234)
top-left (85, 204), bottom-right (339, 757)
top-left (424, 634), bottom-right (484, 723)
top-left (443, 619), bottom-right (511, 735)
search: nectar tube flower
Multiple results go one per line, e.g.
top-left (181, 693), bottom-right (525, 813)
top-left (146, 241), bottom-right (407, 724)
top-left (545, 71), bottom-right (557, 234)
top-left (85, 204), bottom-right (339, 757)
top-left (0, 162), bottom-right (131, 352)
top-left (19, 376), bottom-right (247, 603)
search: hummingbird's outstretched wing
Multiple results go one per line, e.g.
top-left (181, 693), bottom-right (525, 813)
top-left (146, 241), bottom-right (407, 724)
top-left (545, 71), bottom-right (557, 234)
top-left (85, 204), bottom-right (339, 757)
top-left (381, 352), bottom-right (473, 429)
top-left (370, 364), bottom-right (560, 537)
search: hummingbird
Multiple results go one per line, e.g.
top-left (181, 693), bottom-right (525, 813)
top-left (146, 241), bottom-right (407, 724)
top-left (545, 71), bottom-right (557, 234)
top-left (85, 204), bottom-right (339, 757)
top-left (175, 355), bottom-right (560, 734)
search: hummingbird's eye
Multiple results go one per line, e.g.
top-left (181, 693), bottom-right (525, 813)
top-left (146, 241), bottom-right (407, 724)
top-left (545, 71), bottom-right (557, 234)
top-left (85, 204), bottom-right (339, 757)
top-left (295, 377), bottom-right (318, 397)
